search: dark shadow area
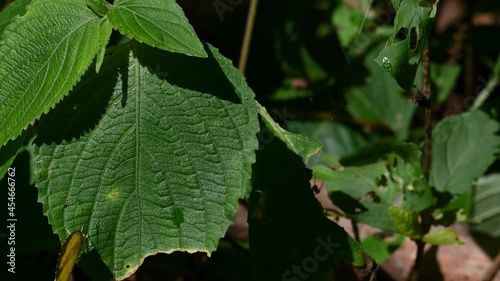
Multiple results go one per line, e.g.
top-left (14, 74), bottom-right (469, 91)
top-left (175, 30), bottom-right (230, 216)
top-left (248, 121), bottom-right (373, 281)
top-left (133, 252), bottom-right (192, 281)
top-left (78, 249), bottom-right (114, 281)
top-left (134, 42), bottom-right (242, 104)
top-left (0, 150), bottom-right (60, 281)
top-left (471, 231), bottom-right (500, 259)
top-left (120, 62), bottom-right (129, 108)
top-left (33, 47), bottom-right (128, 145)
top-left (330, 191), bottom-right (368, 215)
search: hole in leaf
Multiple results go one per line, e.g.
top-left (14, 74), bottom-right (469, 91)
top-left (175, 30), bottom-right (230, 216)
top-left (392, 158), bottom-right (398, 168)
top-left (418, 0), bottom-right (430, 7)
top-left (365, 191), bottom-right (381, 203)
top-left (376, 174), bottom-right (388, 187)
top-left (410, 27), bottom-right (418, 50)
top-left (394, 27), bottom-right (408, 43)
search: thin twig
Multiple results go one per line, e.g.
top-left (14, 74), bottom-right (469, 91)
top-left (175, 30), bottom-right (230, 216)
top-left (408, 43), bottom-right (433, 281)
top-left (422, 44), bottom-right (432, 180)
top-left (408, 240), bottom-right (426, 281)
top-left (463, 0), bottom-right (475, 98)
top-left (238, 0), bottom-right (259, 73)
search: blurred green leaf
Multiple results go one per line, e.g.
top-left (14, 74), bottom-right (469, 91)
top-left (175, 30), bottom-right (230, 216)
top-left (471, 174), bottom-right (500, 238)
top-left (387, 206), bottom-right (422, 239)
top-left (270, 78), bottom-right (313, 101)
top-left (299, 46), bottom-right (329, 82)
top-left (361, 234), bottom-right (405, 264)
top-left (287, 121), bottom-right (367, 166)
top-left (430, 110), bottom-right (500, 194)
top-left (472, 53), bottom-right (500, 110)
top-left (331, 1), bottom-right (366, 47)
top-left (431, 63), bottom-right (461, 103)
top-left (317, 151), bottom-right (432, 232)
top-left (375, 0), bottom-right (439, 90)
top-left (288, 121), bottom-right (367, 158)
top-left (423, 229), bottom-right (463, 245)
top-left (346, 42), bottom-right (417, 139)
top-left (341, 140), bottom-right (421, 167)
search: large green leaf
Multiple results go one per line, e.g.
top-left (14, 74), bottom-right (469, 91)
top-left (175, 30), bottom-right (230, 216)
top-left (34, 42), bottom-right (259, 280)
top-left (375, 0), bottom-right (439, 90)
top-left (249, 123), bottom-right (368, 281)
top-left (108, 0), bottom-right (207, 58)
top-left (0, 0), bottom-right (102, 148)
top-left (471, 174), bottom-right (500, 238)
top-left (430, 110), bottom-right (500, 194)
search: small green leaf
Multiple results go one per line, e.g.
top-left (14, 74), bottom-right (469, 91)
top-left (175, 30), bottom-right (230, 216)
top-left (346, 42), bottom-right (417, 139)
top-left (423, 229), bottom-right (463, 245)
top-left (361, 234), bottom-right (405, 264)
top-left (375, 0), bottom-right (440, 90)
top-left (430, 110), bottom-right (500, 194)
top-left (0, 0), bottom-right (102, 148)
top-left (258, 104), bottom-right (322, 163)
top-left (387, 206), bottom-right (422, 239)
top-left (331, 1), bottom-right (366, 47)
top-left (95, 17), bottom-right (113, 73)
top-left (319, 148), bottom-right (432, 232)
top-left (86, 0), bottom-right (111, 16)
top-left (108, 0), bottom-right (207, 58)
